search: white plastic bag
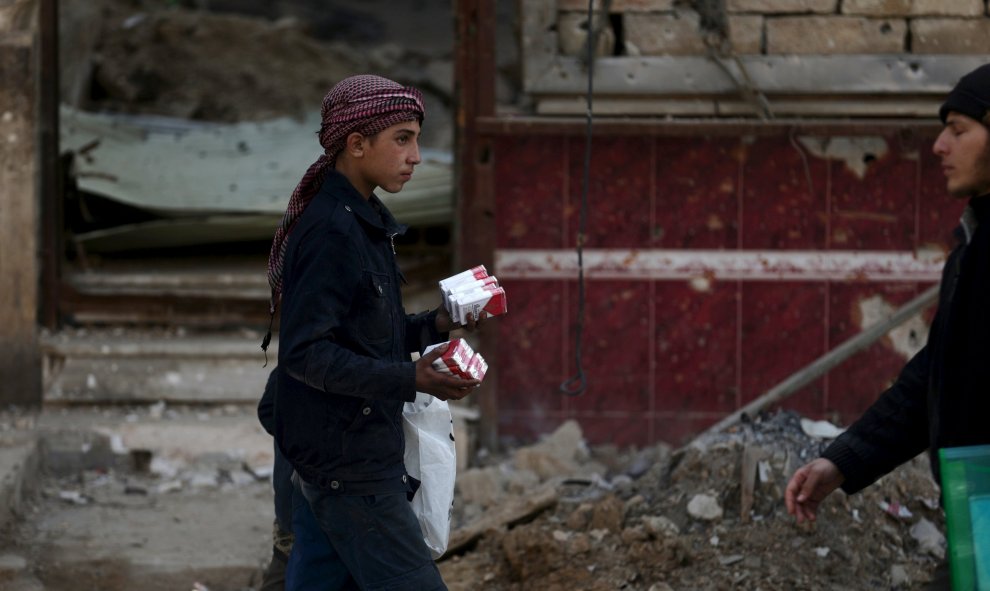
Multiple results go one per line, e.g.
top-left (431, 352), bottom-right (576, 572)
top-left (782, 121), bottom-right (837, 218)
top-left (402, 392), bottom-right (457, 559)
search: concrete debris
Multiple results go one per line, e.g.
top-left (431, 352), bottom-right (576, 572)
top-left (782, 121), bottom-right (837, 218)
top-left (687, 493), bottom-right (724, 521)
top-left (909, 517), bottom-right (946, 560)
top-left (799, 418), bottom-right (845, 439)
top-left (890, 564), bottom-right (911, 587)
top-left (56, 490), bottom-right (89, 505)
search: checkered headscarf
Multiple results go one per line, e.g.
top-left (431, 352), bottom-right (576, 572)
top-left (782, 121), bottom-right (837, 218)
top-left (264, 75), bottom-right (425, 335)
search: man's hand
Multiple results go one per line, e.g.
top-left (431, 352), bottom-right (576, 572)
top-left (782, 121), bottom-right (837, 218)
top-left (784, 458), bottom-right (845, 524)
top-left (435, 305), bottom-right (487, 333)
top-left (415, 343), bottom-right (480, 401)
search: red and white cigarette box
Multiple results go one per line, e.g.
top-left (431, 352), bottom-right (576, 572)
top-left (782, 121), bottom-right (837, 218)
top-left (423, 338), bottom-right (487, 382)
top-left (439, 265), bottom-right (488, 295)
top-left (466, 353), bottom-right (488, 381)
top-left (453, 286), bottom-right (507, 325)
top-left (439, 266), bottom-right (508, 325)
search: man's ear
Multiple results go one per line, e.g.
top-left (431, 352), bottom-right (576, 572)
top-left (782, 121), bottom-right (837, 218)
top-left (344, 132), bottom-right (365, 158)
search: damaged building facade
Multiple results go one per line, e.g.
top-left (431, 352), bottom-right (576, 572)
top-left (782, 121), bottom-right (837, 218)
top-left (456, 0), bottom-right (990, 447)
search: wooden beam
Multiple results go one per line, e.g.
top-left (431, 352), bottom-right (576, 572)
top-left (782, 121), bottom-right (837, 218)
top-left (455, 0), bottom-right (499, 453)
top-left (0, 29), bottom-right (42, 406)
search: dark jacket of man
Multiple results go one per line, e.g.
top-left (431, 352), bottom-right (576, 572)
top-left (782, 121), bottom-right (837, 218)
top-left (822, 197), bottom-right (990, 493)
top-left (274, 170), bottom-right (446, 494)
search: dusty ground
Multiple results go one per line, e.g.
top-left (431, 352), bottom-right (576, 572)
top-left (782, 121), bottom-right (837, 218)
top-left (0, 408), bottom-right (945, 590)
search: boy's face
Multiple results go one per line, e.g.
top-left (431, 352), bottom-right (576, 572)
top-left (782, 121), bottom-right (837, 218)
top-left (933, 111), bottom-right (990, 198)
top-left (359, 119), bottom-right (422, 195)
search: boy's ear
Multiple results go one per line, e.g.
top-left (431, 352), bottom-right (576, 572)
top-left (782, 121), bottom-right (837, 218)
top-left (344, 132), bottom-right (365, 158)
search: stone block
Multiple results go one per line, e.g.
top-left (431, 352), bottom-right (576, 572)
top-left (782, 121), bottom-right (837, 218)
top-left (728, 15), bottom-right (764, 53)
top-left (558, 11), bottom-right (616, 57)
top-left (557, 0), bottom-right (675, 11)
top-left (727, 0), bottom-right (837, 13)
top-left (912, 18), bottom-right (990, 54)
top-left (766, 16), bottom-right (906, 53)
top-left (624, 10), bottom-right (707, 56)
top-left (841, 0), bottom-right (984, 17)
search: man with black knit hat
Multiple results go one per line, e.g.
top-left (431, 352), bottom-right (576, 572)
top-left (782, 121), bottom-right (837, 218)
top-left (267, 75), bottom-right (487, 590)
top-left (786, 63), bottom-right (990, 590)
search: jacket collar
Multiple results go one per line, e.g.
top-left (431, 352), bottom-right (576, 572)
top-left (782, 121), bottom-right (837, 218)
top-left (324, 170), bottom-right (407, 237)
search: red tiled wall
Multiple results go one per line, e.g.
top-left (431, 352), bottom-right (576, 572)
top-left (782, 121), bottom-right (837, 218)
top-left (492, 129), bottom-right (962, 447)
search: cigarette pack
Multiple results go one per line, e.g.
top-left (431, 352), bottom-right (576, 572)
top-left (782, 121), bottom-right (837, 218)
top-left (439, 265), bottom-right (488, 295)
top-left (453, 286), bottom-right (507, 325)
top-left (438, 266), bottom-right (508, 325)
top-left (423, 338), bottom-right (488, 383)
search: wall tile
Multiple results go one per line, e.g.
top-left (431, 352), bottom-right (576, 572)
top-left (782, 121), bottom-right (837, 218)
top-left (497, 279), bottom-right (566, 415)
top-left (567, 137), bottom-right (653, 248)
top-left (740, 282), bottom-right (827, 417)
top-left (655, 137), bottom-right (741, 249)
top-left (826, 282), bottom-right (932, 421)
top-left (654, 281), bottom-right (739, 413)
top-left (828, 135), bottom-right (918, 250)
top-left (494, 136), bottom-right (568, 249)
top-left (742, 136), bottom-right (828, 249)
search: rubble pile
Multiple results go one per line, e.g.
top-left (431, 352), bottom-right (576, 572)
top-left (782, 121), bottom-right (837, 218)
top-left (440, 412), bottom-right (945, 591)
top-left (62, 0), bottom-right (461, 149)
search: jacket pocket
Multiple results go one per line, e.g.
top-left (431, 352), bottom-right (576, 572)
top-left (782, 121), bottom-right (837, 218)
top-left (355, 271), bottom-right (392, 345)
top-left (340, 401), bottom-right (403, 470)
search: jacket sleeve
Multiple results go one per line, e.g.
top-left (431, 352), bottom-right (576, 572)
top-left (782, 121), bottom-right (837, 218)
top-left (278, 228), bottom-right (416, 403)
top-left (404, 308), bottom-right (448, 356)
top-left (821, 344), bottom-right (931, 494)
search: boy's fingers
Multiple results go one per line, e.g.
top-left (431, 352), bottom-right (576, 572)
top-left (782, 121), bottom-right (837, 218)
top-left (422, 344), bottom-right (447, 362)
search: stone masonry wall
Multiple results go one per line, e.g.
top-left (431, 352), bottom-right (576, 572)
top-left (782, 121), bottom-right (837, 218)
top-left (556, 0), bottom-right (990, 57)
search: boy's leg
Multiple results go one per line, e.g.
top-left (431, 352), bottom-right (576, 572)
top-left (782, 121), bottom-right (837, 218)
top-left (258, 534), bottom-right (288, 591)
top-left (299, 480), bottom-right (446, 591)
top-left (286, 480), bottom-right (358, 591)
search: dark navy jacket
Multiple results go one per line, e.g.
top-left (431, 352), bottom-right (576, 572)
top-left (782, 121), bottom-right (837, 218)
top-left (822, 199), bottom-right (990, 493)
top-left (274, 170), bottom-right (445, 494)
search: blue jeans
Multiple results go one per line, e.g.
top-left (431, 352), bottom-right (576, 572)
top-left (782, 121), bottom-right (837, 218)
top-left (285, 476), bottom-right (445, 591)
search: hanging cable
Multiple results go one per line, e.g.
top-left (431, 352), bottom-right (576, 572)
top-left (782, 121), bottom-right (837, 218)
top-left (560, 0), bottom-right (604, 397)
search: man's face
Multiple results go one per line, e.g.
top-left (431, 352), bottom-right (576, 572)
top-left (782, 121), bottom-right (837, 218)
top-left (359, 119), bottom-right (422, 195)
top-left (933, 111), bottom-right (990, 198)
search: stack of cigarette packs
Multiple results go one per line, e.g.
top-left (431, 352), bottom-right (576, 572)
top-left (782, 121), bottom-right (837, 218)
top-left (423, 338), bottom-right (488, 382)
top-left (439, 265), bottom-right (507, 325)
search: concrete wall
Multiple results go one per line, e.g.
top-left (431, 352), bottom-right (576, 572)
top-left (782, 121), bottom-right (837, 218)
top-left (558, 0), bottom-right (990, 57)
top-left (0, 0), bottom-right (41, 406)
top-left (527, 0), bottom-right (990, 116)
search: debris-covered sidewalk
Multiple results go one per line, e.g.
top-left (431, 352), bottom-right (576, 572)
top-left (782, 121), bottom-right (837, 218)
top-left (0, 405), bottom-right (945, 590)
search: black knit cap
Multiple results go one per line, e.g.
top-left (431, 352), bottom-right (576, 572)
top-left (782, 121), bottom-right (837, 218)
top-left (940, 63), bottom-right (990, 124)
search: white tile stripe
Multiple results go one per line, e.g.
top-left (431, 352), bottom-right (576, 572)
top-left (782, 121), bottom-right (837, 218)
top-left (494, 249), bottom-right (945, 282)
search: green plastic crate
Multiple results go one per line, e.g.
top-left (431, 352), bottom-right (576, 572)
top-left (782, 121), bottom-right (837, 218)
top-left (940, 445), bottom-right (990, 591)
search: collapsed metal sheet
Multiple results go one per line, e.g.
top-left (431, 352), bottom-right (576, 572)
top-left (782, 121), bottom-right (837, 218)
top-left (60, 106), bottom-right (453, 249)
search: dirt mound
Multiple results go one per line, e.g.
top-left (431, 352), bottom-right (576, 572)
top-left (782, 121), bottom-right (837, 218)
top-left (441, 412), bottom-right (944, 591)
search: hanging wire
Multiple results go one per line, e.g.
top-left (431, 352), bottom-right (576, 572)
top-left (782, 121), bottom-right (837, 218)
top-left (560, 0), bottom-right (601, 397)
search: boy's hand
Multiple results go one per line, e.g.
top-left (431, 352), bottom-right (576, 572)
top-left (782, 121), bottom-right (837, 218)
top-left (435, 306), bottom-right (488, 333)
top-left (415, 343), bottom-right (480, 401)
